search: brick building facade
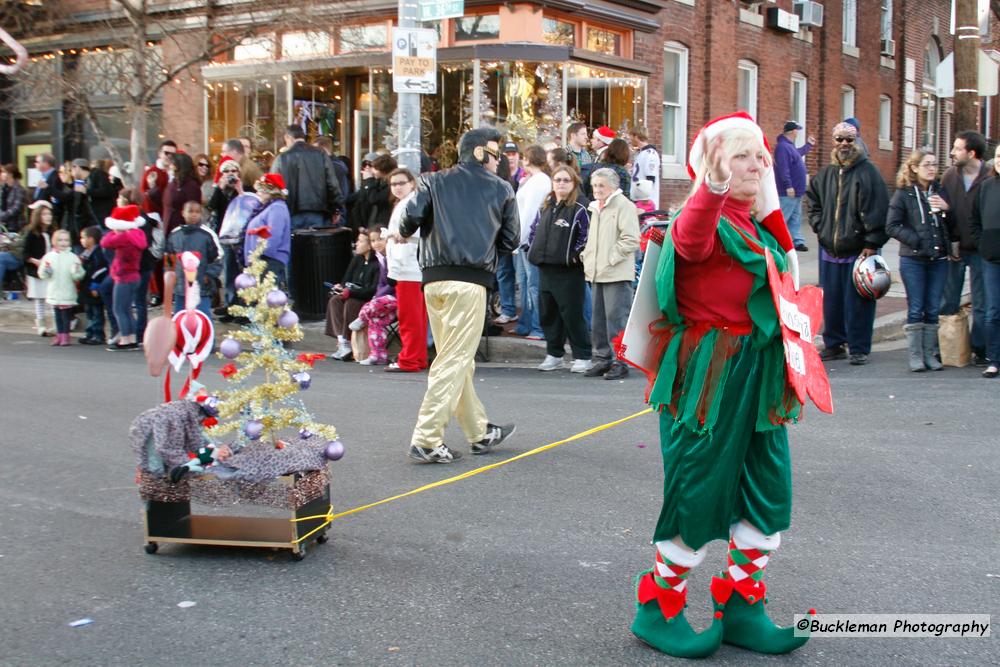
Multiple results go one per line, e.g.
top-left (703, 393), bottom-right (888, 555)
top-left (3, 0), bottom-right (999, 208)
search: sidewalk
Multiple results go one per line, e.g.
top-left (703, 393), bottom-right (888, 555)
top-left (1, 227), bottom-right (936, 363)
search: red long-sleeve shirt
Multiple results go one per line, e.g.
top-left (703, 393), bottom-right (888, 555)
top-left (670, 183), bottom-right (759, 325)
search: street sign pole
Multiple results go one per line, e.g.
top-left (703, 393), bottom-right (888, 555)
top-left (396, 0), bottom-right (421, 174)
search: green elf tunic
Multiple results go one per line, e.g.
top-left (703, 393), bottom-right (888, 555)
top-left (648, 195), bottom-right (802, 551)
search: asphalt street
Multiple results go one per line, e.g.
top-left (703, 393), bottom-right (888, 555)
top-left (0, 332), bottom-right (996, 666)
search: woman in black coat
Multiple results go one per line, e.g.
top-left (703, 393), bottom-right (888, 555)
top-left (885, 148), bottom-right (956, 372)
top-left (324, 230), bottom-right (381, 360)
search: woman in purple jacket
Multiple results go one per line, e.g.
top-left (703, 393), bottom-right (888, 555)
top-left (243, 173), bottom-right (291, 289)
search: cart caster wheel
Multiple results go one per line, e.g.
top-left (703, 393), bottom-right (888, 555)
top-left (290, 547), bottom-right (306, 561)
top-left (316, 533), bottom-right (329, 545)
top-left (144, 542), bottom-right (159, 554)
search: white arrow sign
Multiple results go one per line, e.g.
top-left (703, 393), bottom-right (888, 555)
top-left (392, 27), bottom-right (437, 95)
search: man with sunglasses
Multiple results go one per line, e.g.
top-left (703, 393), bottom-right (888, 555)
top-left (399, 128), bottom-right (519, 464)
top-left (805, 121), bottom-right (889, 366)
top-left (139, 140), bottom-right (177, 196)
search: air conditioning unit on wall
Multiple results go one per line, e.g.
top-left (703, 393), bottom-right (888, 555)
top-left (794, 1), bottom-right (824, 28)
top-left (881, 38), bottom-right (896, 57)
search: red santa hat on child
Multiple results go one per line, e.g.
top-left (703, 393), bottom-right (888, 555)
top-left (105, 204), bottom-right (145, 231)
top-left (213, 155), bottom-right (237, 184)
top-left (592, 126), bottom-right (616, 146)
top-left (686, 111), bottom-right (799, 289)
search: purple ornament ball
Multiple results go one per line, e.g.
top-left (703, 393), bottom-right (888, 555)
top-left (220, 337), bottom-right (242, 359)
top-left (278, 310), bottom-right (299, 328)
top-left (244, 419), bottom-right (264, 440)
top-left (323, 439), bottom-right (345, 461)
top-left (234, 273), bottom-right (256, 291)
top-left (266, 290), bottom-right (288, 308)
top-left (292, 371), bottom-right (311, 390)
top-left (298, 427), bottom-right (313, 440)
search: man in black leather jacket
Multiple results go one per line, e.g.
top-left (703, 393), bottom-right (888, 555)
top-left (271, 124), bottom-right (343, 231)
top-left (805, 121), bottom-right (889, 366)
top-left (399, 128), bottom-right (519, 464)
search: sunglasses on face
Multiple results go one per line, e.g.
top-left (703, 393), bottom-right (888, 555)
top-left (198, 163), bottom-right (210, 168)
top-left (552, 177), bottom-right (574, 184)
top-left (389, 180), bottom-right (411, 187)
top-left (221, 168), bottom-right (239, 173)
top-left (834, 137), bottom-right (855, 144)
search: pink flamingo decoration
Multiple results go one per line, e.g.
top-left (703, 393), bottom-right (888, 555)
top-left (166, 252), bottom-right (215, 399)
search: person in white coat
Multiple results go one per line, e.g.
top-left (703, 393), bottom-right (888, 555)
top-left (383, 168), bottom-right (426, 372)
top-left (513, 145), bottom-right (552, 339)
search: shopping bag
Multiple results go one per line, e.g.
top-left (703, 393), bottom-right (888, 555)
top-left (938, 308), bottom-right (971, 367)
top-left (351, 326), bottom-right (370, 362)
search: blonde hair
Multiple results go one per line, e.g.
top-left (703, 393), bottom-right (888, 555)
top-left (896, 148), bottom-right (935, 189)
top-left (686, 128), bottom-right (771, 204)
top-left (51, 229), bottom-right (71, 245)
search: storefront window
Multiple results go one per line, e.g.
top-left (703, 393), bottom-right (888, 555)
top-left (455, 15), bottom-right (500, 41)
top-left (338, 25), bottom-right (387, 53)
top-left (566, 65), bottom-right (641, 134)
top-left (477, 62), bottom-right (565, 147)
top-left (291, 72), bottom-right (347, 154)
top-left (586, 27), bottom-right (621, 56)
top-left (282, 31), bottom-right (331, 59)
top-left (207, 78), bottom-right (289, 161)
top-left (543, 18), bottom-right (576, 46)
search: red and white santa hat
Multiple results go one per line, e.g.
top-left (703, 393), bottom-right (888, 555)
top-left (213, 155), bottom-right (237, 183)
top-left (105, 204), bottom-right (145, 231)
top-left (593, 126), bottom-right (616, 146)
top-left (256, 172), bottom-right (288, 196)
top-left (687, 111), bottom-right (799, 289)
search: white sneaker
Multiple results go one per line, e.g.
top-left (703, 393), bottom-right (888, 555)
top-left (493, 314), bottom-right (518, 325)
top-left (348, 317), bottom-right (365, 332)
top-left (358, 356), bottom-right (377, 365)
top-left (332, 344), bottom-right (352, 360)
top-left (570, 359), bottom-right (593, 373)
top-left (537, 355), bottom-right (563, 371)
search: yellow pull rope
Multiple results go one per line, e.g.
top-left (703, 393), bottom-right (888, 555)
top-left (290, 407), bottom-right (653, 542)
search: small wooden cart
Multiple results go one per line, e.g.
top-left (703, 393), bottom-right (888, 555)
top-left (140, 469), bottom-right (332, 561)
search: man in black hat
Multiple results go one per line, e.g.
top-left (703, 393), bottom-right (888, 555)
top-left (399, 128), bottom-right (519, 464)
top-left (773, 120), bottom-right (816, 252)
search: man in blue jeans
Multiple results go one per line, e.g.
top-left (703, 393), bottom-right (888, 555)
top-left (806, 122), bottom-right (889, 366)
top-left (773, 121), bottom-right (815, 252)
top-left (939, 130), bottom-right (991, 365)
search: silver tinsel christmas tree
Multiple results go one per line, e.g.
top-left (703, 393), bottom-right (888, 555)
top-left (535, 64), bottom-right (563, 146)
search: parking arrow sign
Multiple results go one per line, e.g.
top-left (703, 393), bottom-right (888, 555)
top-left (392, 27), bottom-right (437, 95)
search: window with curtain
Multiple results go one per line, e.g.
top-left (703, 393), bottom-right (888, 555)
top-left (663, 42), bottom-right (688, 174)
top-left (737, 60), bottom-right (758, 119)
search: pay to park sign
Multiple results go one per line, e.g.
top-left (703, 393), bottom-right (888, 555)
top-left (392, 28), bottom-right (437, 95)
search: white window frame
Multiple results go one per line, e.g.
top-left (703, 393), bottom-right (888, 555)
top-left (737, 59), bottom-right (759, 120)
top-left (878, 95), bottom-right (893, 150)
top-left (662, 42), bottom-right (689, 179)
top-left (790, 72), bottom-right (808, 148)
top-left (843, 0), bottom-right (858, 47)
top-left (880, 0), bottom-right (893, 42)
top-left (841, 85), bottom-right (856, 120)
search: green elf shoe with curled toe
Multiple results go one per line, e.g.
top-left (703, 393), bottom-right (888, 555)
top-left (711, 573), bottom-right (815, 654)
top-left (630, 570), bottom-right (723, 659)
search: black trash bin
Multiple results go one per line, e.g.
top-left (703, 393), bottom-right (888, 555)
top-left (290, 227), bottom-right (353, 320)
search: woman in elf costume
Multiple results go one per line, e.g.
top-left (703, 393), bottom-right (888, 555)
top-left (630, 113), bottom-right (815, 657)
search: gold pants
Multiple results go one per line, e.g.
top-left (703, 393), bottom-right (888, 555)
top-left (410, 281), bottom-right (488, 449)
